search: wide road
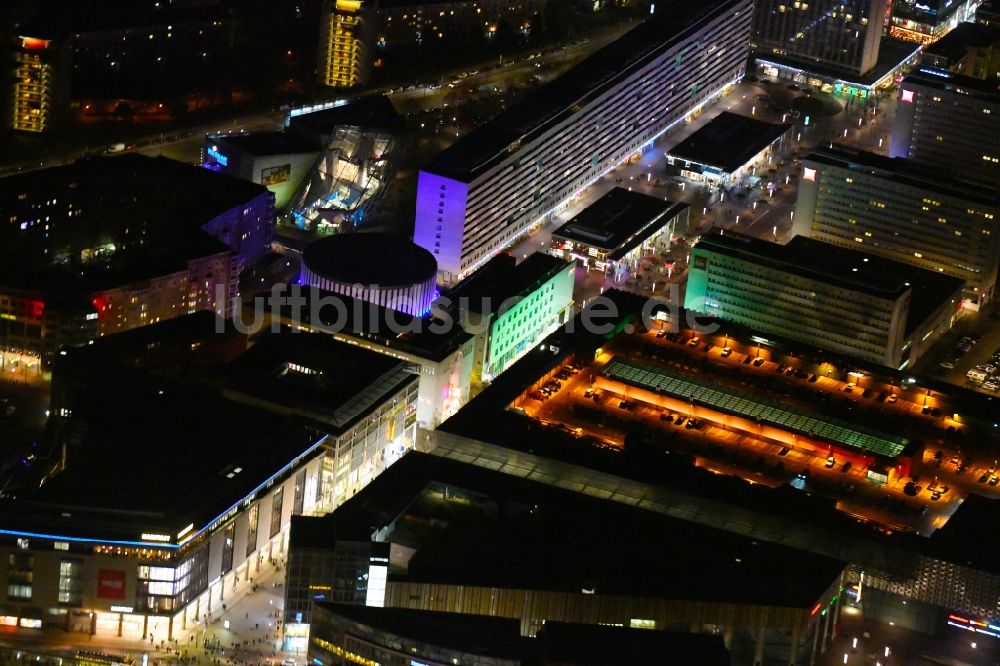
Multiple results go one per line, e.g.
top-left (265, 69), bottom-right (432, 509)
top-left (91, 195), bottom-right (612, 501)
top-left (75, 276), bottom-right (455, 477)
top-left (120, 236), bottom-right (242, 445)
top-left (0, 23), bottom-right (635, 176)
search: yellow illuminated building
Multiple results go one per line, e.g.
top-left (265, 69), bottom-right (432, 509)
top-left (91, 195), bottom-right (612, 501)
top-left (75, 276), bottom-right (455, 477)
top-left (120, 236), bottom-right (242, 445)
top-left (12, 37), bottom-right (53, 133)
top-left (320, 0), bottom-right (371, 88)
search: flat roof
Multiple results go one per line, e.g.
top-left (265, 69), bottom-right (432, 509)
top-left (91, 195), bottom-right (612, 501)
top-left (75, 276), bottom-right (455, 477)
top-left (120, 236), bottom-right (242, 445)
top-left (803, 144), bottom-right (1000, 206)
top-left (0, 154), bottom-right (270, 295)
top-left (448, 252), bottom-right (573, 313)
top-left (756, 37), bottom-right (921, 88)
top-left (694, 231), bottom-right (965, 335)
top-left (223, 330), bottom-right (417, 431)
top-left (0, 332), bottom-right (411, 543)
top-left (924, 21), bottom-right (1000, 64)
top-left (214, 132), bottom-right (319, 157)
top-left (666, 112), bottom-right (790, 173)
top-left (274, 286), bottom-right (472, 364)
top-left (314, 604), bottom-right (525, 660)
top-left (436, 296), bottom-right (1000, 575)
top-left (537, 623), bottom-right (731, 666)
top-left (551, 188), bottom-right (687, 259)
top-left (425, 0), bottom-right (742, 182)
top-left (902, 66), bottom-right (1000, 99)
top-left (286, 95), bottom-right (405, 139)
top-left (302, 232), bottom-right (437, 287)
top-left (601, 356), bottom-right (909, 458)
top-left (336, 453), bottom-right (846, 607)
top-left (3, 375), bottom-right (319, 542)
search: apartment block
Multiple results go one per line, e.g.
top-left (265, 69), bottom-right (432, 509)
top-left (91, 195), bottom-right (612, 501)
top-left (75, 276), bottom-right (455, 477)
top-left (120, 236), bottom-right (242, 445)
top-left (794, 144), bottom-right (1000, 309)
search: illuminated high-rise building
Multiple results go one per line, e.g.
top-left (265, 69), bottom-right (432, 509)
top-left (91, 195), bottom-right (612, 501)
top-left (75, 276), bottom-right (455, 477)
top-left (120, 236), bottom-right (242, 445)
top-left (750, 0), bottom-right (888, 76)
top-left (11, 35), bottom-right (56, 132)
top-left (318, 0), bottom-right (375, 88)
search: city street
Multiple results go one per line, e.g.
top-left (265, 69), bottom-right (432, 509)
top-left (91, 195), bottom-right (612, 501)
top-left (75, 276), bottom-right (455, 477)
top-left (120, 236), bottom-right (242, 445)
top-left (505, 77), bottom-right (905, 306)
top-left (0, 560), bottom-right (297, 666)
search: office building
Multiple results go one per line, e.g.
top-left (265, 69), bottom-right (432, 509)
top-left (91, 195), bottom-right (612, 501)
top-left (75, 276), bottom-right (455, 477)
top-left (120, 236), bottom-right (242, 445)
top-left (0, 155), bottom-right (274, 364)
top-left (664, 111), bottom-right (792, 186)
top-left (684, 231), bottom-right (964, 369)
top-left (891, 67), bottom-right (1000, 187)
top-left (794, 144), bottom-right (1000, 309)
top-left (890, 0), bottom-right (981, 44)
top-left (550, 188), bottom-right (688, 277)
top-left (449, 253), bottom-right (575, 386)
top-left (750, 0), bottom-right (888, 76)
top-left (318, 0), bottom-right (376, 88)
top-left (0, 327), bottom-right (417, 638)
top-left (202, 133), bottom-right (321, 210)
top-left (300, 233), bottom-right (439, 317)
top-left (287, 453), bottom-right (847, 664)
top-left (413, 0), bottom-right (753, 284)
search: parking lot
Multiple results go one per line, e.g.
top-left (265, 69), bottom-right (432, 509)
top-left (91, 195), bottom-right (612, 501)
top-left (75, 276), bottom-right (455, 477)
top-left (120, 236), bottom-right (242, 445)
top-left (509, 326), bottom-right (1000, 534)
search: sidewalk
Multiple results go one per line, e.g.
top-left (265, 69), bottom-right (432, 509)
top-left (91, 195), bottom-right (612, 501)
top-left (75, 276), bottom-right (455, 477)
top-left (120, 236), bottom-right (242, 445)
top-left (0, 562), bottom-right (295, 666)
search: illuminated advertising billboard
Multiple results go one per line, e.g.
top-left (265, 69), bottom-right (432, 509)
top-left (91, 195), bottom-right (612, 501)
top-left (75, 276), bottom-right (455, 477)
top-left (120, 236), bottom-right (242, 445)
top-left (97, 569), bottom-right (126, 599)
top-left (261, 164), bottom-right (291, 186)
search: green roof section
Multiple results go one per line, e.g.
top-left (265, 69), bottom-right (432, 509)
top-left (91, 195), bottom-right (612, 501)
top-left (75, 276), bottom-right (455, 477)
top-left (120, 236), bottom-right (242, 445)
top-left (601, 357), bottom-right (909, 459)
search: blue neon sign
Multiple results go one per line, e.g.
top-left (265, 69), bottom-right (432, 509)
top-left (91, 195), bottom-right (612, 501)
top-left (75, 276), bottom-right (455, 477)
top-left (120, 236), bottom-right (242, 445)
top-left (207, 145), bottom-right (229, 167)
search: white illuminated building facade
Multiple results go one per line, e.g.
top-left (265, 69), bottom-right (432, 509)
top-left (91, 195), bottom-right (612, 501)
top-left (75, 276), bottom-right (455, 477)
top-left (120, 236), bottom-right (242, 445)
top-left (413, 0), bottom-right (752, 284)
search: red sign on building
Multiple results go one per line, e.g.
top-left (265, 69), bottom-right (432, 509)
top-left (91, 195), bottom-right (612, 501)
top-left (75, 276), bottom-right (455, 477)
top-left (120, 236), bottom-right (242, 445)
top-left (97, 569), bottom-right (126, 599)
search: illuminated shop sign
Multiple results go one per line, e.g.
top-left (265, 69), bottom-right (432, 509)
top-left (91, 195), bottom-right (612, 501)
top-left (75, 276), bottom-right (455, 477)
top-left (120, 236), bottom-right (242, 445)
top-left (948, 614), bottom-right (1000, 638)
top-left (206, 145), bottom-right (229, 167)
top-left (140, 533), bottom-right (171, 542)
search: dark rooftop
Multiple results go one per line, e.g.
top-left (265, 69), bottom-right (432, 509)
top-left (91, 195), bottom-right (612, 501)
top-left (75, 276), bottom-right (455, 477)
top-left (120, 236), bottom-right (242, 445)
top-left (214, 132), bottom-right (319, 157)
top-left (425, 0), bottom-right (740, 182)
top-left (551, 188), bottom-right (686, 259)
top-left (666, 112), bottom-right (791, 173)
top-left (925, 494), bottom-right (1000, 572)
top-left (302, 232), bottom-right (437, 287)
top-left (52, 310), bottom-right (247, 374)
top-left (5, 373), bottom-right (318, 542)
top-left (273, 285), bottom-right (472, 364)
top-left (314, 604), bottom-right (525, 661)
top-left (223, 330), bottom-right (417, 431)
top-left (803, 144), bottom-right (1000, 206)
top-left (923, 21), bottom-right (1000, 66)
top-left (903, 66), bottom-right (1000, 98)
top-left (0, 330), bottom-right (414, 543)
top-left (0, 154), bottom-right (271, 294)
top-left (694, 230), bottom-right (965, 335)
top-left (286, 95), bottom-right (405, 140)
top-left (318, 452), bottom-right (847, 608)
top-left (536, 623), bottom-right (731, 666)
top-left (448, 252), bottom-right (573, 313)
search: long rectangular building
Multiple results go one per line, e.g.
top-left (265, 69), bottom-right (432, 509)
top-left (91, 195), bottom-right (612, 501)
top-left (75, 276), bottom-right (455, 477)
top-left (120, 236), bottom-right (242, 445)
top-left (891, 67), bottom-right (1000, 187)
top-left (0, 326), bottom-right (419, 639)
top-left (684, 231), bottom-right (964, 369)
top-left (794, 145), bottom-right (1000, 310)
top-left (413, 0), bottom-right (753, 284)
